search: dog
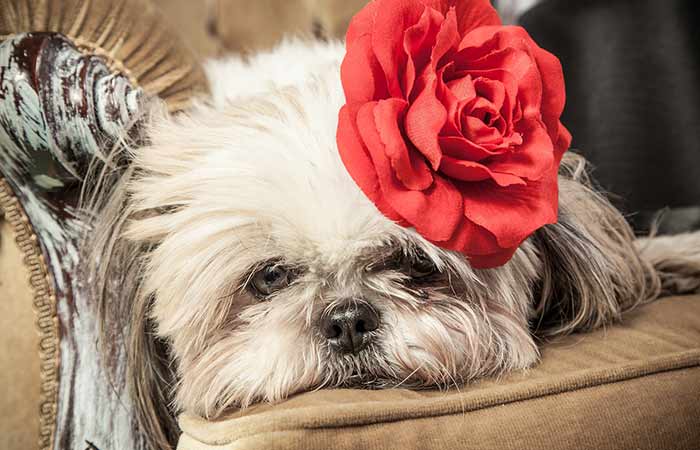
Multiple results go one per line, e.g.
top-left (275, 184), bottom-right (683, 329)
top-left (84, 39), bottom-right (700, 450)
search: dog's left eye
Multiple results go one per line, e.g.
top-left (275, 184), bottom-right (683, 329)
top-left (250, 263), bottom-right (292, 297)
top-left (407, 250), bottom-right (438, 279)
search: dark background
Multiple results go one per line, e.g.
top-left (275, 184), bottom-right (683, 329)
top-left (513, 0), bottom-right (700, 233)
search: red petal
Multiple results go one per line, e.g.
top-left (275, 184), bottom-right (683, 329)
top-left (457, 45), bottom-right (543, 120)
top-left (457, 24), bottom-right (516, 51)
top-left (459, 26), bottom-right (566, 140)
top-left (489, 26), bottom-right (567, 142)
top-left (405, 71), bottom-right (447, 169)
top-left (469, 247), bottom-right (519, 268)
top-left (346, 0), bottom-right (380, 45)
top-left (371, 0), bottom-right (428, 98)
top-left (374, 99), bottom-right (434, 190)
top-left (462, 68), bottom-right (518, 129)
top-left (439, 135), bottom-right (509, 161)
top-left (337, 104), bottom-right (403, 223)
top-left (437, 72), bottom-right (476, 135)
top-left (403, 6), bottom-right (446, 98)
top-left (437, 0), bottom-right (501, 34)
top-left (404, 7), bottom-right (444, 69)
top-left (459, 163), bottom-right (559, 249)
top-left (439, 217), bottom-right (519, 268)
top-left (357, 102), bottom-right (463, 241)
top-left (430, 8), bottom-right (460, 67)
top-left (348, 0), bottom-right (501, 42)
top-left (341, 34), bottom-right (389, 103)
top-left (554, 122), bottom-right (572, 161)
top-left (462, 115), bottom-right (502, 144)
top-left (440, 156), bottom-right (525, 186)
top-left (474, 77), bottom-right (506, 112)
top-left (486, 119), bottom-right (554, 181)
top-left (532, 44), bottom-right (566, 141)
top-left (446, 74), bottom-right (477, 100)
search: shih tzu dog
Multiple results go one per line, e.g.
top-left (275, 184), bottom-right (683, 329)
top-left (85, 1), bottom-right (700, 449)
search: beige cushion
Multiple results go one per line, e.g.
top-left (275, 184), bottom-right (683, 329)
top-left (178, 295), bottom-right (700, 450)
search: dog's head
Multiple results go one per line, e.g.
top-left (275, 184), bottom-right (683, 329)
top-left (121, 71), bottom-right (540, 417)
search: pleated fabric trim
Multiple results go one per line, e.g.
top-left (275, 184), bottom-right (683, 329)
top-left (0, 0), bottom-right (209, 111)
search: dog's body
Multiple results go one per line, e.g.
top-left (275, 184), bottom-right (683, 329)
top-left (85, 40), bottom-right (700, 450)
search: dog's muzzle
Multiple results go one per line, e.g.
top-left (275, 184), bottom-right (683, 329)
top-left (320, 301), bottom-right (379, 354)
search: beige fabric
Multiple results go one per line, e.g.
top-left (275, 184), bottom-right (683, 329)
top-left (306, 0), bottom-right (368, 40)
top-left (0, 180), bottom-right (58, 450)
top-left (0, 0), bottom-right (209, 111)
top-left (209, 0), bottom-right (315, 54)
top-left (0, 215), bottom-right (41, 450)
top-left (178, 295), bottom-right (700, 450)
top-left (209, 0), bottom-right (368, 54)
top-left (152, 0), bottom-right (222, 59)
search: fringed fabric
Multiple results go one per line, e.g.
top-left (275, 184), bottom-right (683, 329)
top-left (0, 0), bottom-right (209, 111)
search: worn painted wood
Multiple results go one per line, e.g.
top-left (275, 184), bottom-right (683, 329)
top-left (0, 33), bottom-right (146, 450)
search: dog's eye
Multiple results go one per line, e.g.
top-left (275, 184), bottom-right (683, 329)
top-left (371, 248), bottom-right (439, 280)
top-left (407, 249), bottom-right (438, 279)
top-left (250, 263), bottom-right (292, 297)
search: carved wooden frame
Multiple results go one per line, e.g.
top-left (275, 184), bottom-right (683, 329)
top-left (1, 32), bottom-right (146, 449)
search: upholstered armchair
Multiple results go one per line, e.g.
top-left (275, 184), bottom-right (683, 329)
top-left (0, 1), bottom-right (698, 449)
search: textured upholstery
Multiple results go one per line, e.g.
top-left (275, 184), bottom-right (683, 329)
top-left (208, 0), bottom-right (368, 54)
top-left (178, 295), bottom-right (700, 450)
top-left (0, 208), bottom-right (41, 450)
top-left (0, 0), bottom-right (208, 111)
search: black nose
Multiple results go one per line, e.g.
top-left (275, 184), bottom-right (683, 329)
top-left (320, 302), bottom-right (379, 354)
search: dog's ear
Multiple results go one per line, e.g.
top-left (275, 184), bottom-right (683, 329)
top-left (530, 153), bottom-right (659, 337)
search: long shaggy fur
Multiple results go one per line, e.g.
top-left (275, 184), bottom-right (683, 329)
top-left (82, 40), bottom-right (700, 450)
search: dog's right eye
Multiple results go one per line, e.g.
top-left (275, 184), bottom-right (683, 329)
top-left (249, 263), bottom-right (292, 297)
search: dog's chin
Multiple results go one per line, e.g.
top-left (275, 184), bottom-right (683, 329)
top-left (322, 345), bottom-right (397, 389)
top-left (322, 343), bottom-right (457, 392)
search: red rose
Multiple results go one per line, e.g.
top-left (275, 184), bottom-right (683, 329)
top-left (337, 0), bottom-right (572, 268)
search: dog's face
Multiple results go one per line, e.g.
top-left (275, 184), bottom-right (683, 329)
top-left (123, 71), bottom-right (540, 418)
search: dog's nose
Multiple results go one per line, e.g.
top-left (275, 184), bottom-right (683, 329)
top-left (321, 302), bottom-right (379, 354)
